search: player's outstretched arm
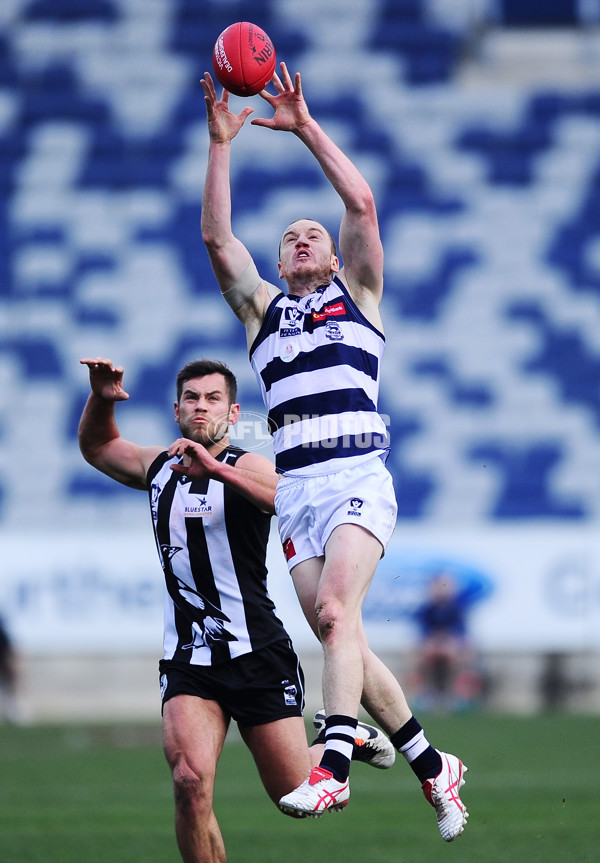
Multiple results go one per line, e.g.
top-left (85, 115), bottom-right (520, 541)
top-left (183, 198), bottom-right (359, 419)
top-left (201, 73), bottom-right (279, 341)
top-left (78, 358), bottom-right (162, 490)
top-left (169, 438), bottom-right (278, 514)
top-left (256, 63), bottom-right (384, 308)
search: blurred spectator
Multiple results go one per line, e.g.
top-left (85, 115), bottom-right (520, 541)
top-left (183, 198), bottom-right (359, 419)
top-left (410, 571), bottom-right (487, 712)
top-left (0, 614), bottom-right (22, 723)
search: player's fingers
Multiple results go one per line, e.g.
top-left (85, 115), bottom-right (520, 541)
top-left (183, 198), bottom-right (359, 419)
top-left (250, 117), bottom-right (274, 129)
top-left (169, 437), bottom-right (198, 457)
top-left (167, 438), bottom-right (185, 456)
top-left (80, 356), bottom-right (112, 368)
top-left (279, 61), bottom-right (292, 88)
top-left (270, 69), bottom-right (284, 93)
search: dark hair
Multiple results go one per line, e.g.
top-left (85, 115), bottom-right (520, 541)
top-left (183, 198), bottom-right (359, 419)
top-left (176, 359), bottom-right (238, 403)
top-left (278, 219), bottom-right (337, 259)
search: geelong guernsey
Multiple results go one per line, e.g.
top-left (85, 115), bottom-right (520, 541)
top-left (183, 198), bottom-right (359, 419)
top-left (147, 446), bottom-right (289, 666)
top-left (250, 275), bottom-right (389, 475)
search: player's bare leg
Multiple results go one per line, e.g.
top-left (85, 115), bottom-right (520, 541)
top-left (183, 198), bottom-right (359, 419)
top-left (317, 524), bottom-right (381, 717)
top-left (240, 715), bottom-right (317, 803)
top-left (163, 695), bottom-right (228, 863)
top-left (284, 542), bottom-right (467, 836)
top-left (279, 525), bottom-right (382, 816)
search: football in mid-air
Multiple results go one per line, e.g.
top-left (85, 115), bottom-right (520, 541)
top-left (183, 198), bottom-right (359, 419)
top-left (212, 22), bottom-right (276, 97)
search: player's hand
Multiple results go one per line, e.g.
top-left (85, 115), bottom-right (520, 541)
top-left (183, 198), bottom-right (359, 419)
top-left (253, 62), bottom-right (311, 133)
top-left (201, 71), bottom-right (254, 143)
top-left (168, 437), bottom-right (219, 479)
top-left (80, 357), bottom-right (129, 402)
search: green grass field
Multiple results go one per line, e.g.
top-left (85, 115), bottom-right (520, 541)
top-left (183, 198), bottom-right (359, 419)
top-left (0, 714), bottom-right (597, 862)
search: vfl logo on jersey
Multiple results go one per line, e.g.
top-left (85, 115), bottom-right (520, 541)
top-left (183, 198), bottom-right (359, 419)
top-left (279, 305), bottom-right (303, 338)
top-left (184, 496), bottom-right (213, 517)
top-left (312, 301), bottom-right (346, 322)
top-left (325, 320), bottom-right (344, 341)
top-left (347, 497), bottom-right (364, 517)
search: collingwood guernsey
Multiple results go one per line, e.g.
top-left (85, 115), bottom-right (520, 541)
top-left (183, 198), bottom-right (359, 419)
top-left (147, 446), bottom-right (289, 666)
top-left (250, 275), bottom-right (389, 475)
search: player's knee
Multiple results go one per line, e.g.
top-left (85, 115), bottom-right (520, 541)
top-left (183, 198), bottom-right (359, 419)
top-left (315, 598), bottom-right (349, 643)
top-left (172, 763), bottom-right (213, 815)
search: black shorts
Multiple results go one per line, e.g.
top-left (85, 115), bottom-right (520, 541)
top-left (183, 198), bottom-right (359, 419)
top-left (158, 639), bottom-right (305, 727)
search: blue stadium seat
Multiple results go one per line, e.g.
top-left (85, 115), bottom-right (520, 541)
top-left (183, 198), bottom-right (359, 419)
top-left (24, 0), bottom-right (119, 21)
top-left (0, 338), bottom-right (63, 378)
top-left (508, 302), bottom-right (600, 426)
top-left (469, 441), bottom-right (585, 518)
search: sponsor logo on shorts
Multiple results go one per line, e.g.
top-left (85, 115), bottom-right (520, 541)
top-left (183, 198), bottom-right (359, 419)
top-left (160, 673), bottom-right (168, 700)
top-left (283, 682), bottom-right (298, 706)
top-left (347, 497), bottom-right (364, 516)
top-left (283, 537), bottom-right (296, 561)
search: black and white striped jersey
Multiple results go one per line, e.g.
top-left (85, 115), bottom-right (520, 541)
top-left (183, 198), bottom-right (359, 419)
top-left (147, 446), bottom-right (289, 666)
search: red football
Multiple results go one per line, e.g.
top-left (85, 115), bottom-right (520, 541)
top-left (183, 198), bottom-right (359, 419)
top-left (212, 22), bottom-right (276, 97)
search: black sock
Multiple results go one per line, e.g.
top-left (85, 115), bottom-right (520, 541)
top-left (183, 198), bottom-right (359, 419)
top-left (390, 716), bottom-right (442, 783)
top-left (319, 714), bottom-right (357, 782)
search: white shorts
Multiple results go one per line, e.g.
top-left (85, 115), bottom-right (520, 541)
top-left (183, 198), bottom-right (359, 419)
top-left (275, 455), bottom-right (398, 572)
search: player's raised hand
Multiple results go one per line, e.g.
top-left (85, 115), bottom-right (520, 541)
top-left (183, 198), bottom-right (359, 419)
top-left (168, 437), bottom-right (218, 479)
top-left (201, 71), bottom-right (254, 143)
top-left (80, 357), bottom-right (129, 402)
top-left (253, 62), bottom-right (311, 133)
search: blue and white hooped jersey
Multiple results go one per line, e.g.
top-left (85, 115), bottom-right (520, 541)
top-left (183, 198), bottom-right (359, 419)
top-left (250, 276), bottom-right (389, 476)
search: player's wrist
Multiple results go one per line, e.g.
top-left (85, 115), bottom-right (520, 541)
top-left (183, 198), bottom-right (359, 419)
top-left (293, 116), bottom-right (315, 137)
top-left (209, 135), bottom-right (232, 148)
top-left (90, 389), bottom-right (117, 404)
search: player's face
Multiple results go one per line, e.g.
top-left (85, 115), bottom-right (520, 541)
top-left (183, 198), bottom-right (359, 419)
top-left (278, 219), bottom-right (339, 285)
top-left (174, 374), bottom-right (239, 447)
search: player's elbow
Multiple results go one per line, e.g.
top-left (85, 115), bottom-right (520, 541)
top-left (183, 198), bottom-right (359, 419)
top-left (77, 430), bottom-right (112, 470)
top-left (348, 181), bottom-right (377, 218)
top-left (78, 439), bottom-right (103, 468)
top-left (201, 214), bottom-right (233, 254)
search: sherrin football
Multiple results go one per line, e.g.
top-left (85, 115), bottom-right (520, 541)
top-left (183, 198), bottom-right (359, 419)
top-left (212, 22), bottom-right (276, 97)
